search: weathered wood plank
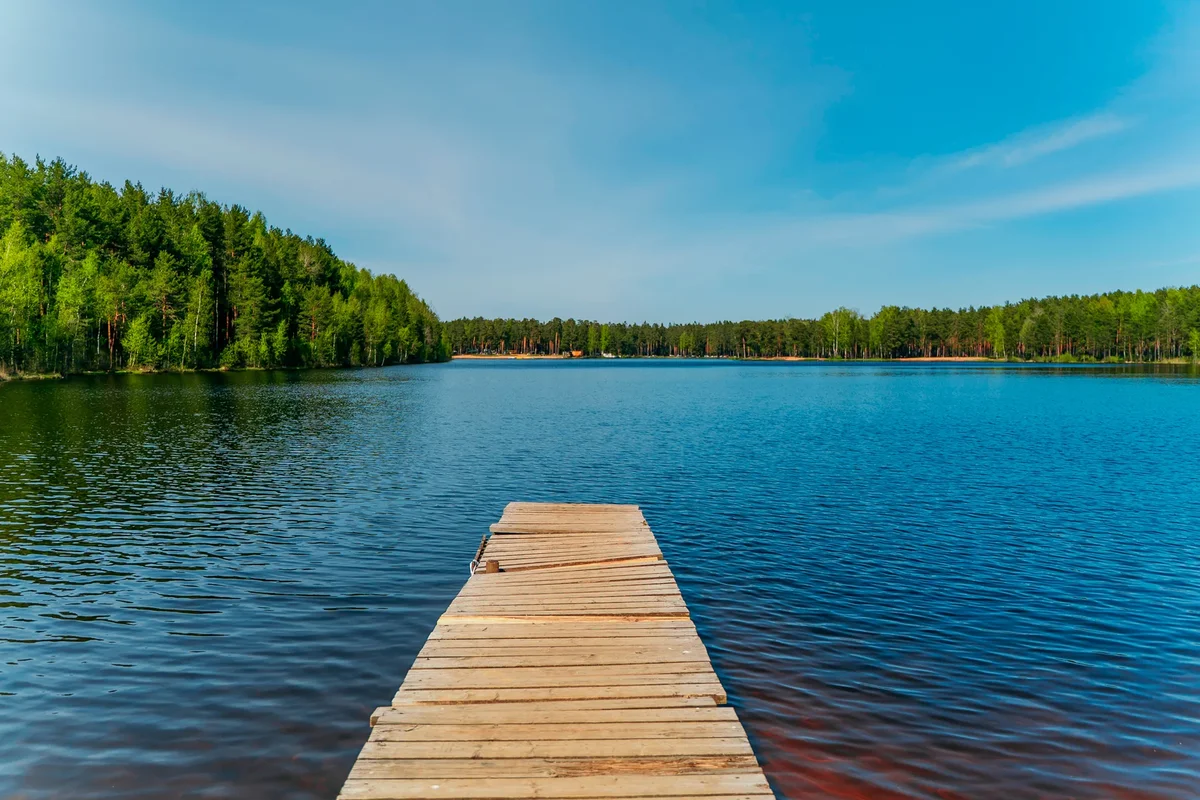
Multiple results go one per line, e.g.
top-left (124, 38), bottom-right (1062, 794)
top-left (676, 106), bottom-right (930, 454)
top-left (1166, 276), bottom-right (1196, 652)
top-left (339, 774), bottom-right (772, 799)
top-left (417, 638), bottom-right (707, 653)
top-left (387, 696), bottom-right (719, 711)
top-left (368, 721), bottom-right (749, 741)
top-left (427, 623), bottom-right (697, 639)
top-left (410, 657), bottom-right (709, 671)
top-left (443, 604), bottom-right (690, 616)
top-left (400, 668), bottom-right (720, 691)
top-left (347, 755), bottom-right (760, 779)
top-left (357, 737), bottom-right (755, 760)
top-left (480, 555), bottom-right (665, 572)
top-left (371, 706), bottom-right (738, 725)
top-left (392, 683), bottom-right (728, 705)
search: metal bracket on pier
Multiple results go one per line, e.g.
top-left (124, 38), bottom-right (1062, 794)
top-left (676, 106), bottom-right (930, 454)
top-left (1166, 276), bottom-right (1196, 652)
top-left (469, 533), bottom-right (489, 575)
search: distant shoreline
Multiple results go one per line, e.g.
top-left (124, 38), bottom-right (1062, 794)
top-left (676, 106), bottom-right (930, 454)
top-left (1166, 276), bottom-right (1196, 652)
top-left (4, 355), bottom-right (1192, 383)
top-left (448, 354), bottom-right (1177, 364)
top-left (452, 354), bottom-right (570, 360)
top-left (450, 354), bottom-right (992, 362)
top-left (746, 355), bottom-right (990, 362)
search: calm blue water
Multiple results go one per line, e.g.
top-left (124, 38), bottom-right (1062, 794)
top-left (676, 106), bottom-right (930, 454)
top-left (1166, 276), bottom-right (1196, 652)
top-left (2, 361), bottom-right (1198, 799)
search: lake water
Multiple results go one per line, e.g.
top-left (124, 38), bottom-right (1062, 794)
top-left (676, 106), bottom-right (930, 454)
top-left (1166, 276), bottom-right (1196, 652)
top-left (2, 361), bottom-right (1199, 800)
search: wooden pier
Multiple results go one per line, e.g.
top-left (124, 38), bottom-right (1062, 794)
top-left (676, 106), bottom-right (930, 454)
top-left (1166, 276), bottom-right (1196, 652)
top-left (337, 502), bottom-right (774, 799)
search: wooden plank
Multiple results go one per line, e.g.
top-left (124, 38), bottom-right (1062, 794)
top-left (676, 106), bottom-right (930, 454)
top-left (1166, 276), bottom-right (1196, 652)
top-left (431, 618), bottom-right (696, 629)
top-left (358, 737), bottom-right (755, 760)
top-left (465, 562), bottom-right (676, 578)
top-left (480, 547), bottom-right (663, 562)
top-left (454, 583), bottom-right (681, 596)
top-left (368, 721), bottom-right (749, 741)
top-left (484, 535), bottom-right (658, 547)
top-left (438, 614), bottom-right (691, 624)
top-left (347, 755), bottom-right (760, 779)
top-left (372, 706), bottom-right (738, 725)
top-left (446, 599), bottom-right (689, 610)
top-left (504, 502), bottom-right (641, 511)
top-left (401, 665), bottom-right (719, 687)
top-left (490, 530), bottom-right (656, 538)
top-left (448, 594), bottom-right (682, 606)
top-left (457, 572), bottom-right (677, 588)
top-left (413, 655), bottom-right (708, 669)
top-left (481, 555), bottom-right (665, 572)
top-left (444, 603), bottom-right (690, 615)
top-left (457, 582), bottom-right (681, 595)
top-left (337, 502), bottom-right (769, 800)
top-left (339, 774), bottom-right (772, 799)
top-left (393, 682), bottom-right (728, 705)
top-left (478, 553), bottom-right (665, 569)
top-left (388, 696), bottom-right (719, 711)
top-left (415, 652), bottom-right (710, 664)
top-left (453, 588), bottom-right (686, 600)
top-left (493, 526), bottom-right (651, 532)
top-left (447, 594), bottom-right (683, 604)
top-left (403, 661), bottom-right (719, 677)
top-left (482, 546), bottom-right (660, 557)
top-left (418, 636), bottom-right (706, 650)
top-left (427, 622), bottom-right (698, 638)
top-left (453, 584), bottom-right (683, 596)
top-left (399, 671), bottom-right (721, 691)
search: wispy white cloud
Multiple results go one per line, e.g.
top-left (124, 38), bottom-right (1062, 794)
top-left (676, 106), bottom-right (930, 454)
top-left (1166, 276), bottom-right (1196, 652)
top-left (958, 160), bottom-right (1200, 219)
top-left (802, 159), bottom-right (1200, 246)
top-left (950, 112), bottom-right (1132, 170)
top-left (0, 87), bottom-right (473, 236)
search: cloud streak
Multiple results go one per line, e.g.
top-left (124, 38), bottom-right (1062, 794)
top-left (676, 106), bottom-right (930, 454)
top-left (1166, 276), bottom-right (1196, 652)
top-left (951, 112), bottom-right (1132, 170)
top-left (802, 159), bottom-right (1200, 247)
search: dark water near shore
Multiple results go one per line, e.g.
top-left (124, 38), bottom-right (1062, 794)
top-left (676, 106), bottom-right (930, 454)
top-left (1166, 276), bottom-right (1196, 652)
top-left (2, 361), bottom-right (1199, 800)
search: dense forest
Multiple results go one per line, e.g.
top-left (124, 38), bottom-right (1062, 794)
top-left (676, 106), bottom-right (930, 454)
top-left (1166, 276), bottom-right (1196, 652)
top-left (0, 154), bottom-right (448, 377)
top-left (447, 286), bottom-right (1200, 361)
top-left (6, 155), bottom-right (1199, 376)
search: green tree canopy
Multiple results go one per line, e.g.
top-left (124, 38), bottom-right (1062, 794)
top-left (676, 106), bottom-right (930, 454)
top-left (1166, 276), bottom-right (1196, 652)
top-left (0, 153), bottom-right (448, 375)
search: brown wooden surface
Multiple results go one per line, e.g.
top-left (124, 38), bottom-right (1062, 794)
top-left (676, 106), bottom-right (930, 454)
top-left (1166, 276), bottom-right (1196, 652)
top-left (337, 502), bottom-right (773, 799)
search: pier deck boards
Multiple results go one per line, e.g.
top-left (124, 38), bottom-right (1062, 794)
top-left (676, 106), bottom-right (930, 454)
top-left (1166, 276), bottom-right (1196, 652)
top-left (338, 502), bottom-right (773, 800)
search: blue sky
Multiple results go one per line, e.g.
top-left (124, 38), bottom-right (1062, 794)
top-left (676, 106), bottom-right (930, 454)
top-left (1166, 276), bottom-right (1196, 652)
top-left (2, 1), bottom-right (1198, 321)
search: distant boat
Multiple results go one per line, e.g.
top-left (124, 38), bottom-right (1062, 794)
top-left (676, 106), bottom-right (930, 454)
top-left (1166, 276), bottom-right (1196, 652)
top-left (601, 352), bottom-right (617, 359)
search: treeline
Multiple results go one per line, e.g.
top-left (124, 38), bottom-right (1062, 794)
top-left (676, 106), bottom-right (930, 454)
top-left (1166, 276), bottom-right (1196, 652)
top-left (0, 154), bottom-right (448, 377)
top-left (447, 287), bottom-right (1200, 361)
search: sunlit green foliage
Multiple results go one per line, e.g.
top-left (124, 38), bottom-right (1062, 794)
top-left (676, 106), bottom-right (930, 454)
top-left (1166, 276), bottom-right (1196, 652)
top-left (448, 288), bottom-right (1200, 361)
top-left (0, 154), bottom-right (448, 375)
